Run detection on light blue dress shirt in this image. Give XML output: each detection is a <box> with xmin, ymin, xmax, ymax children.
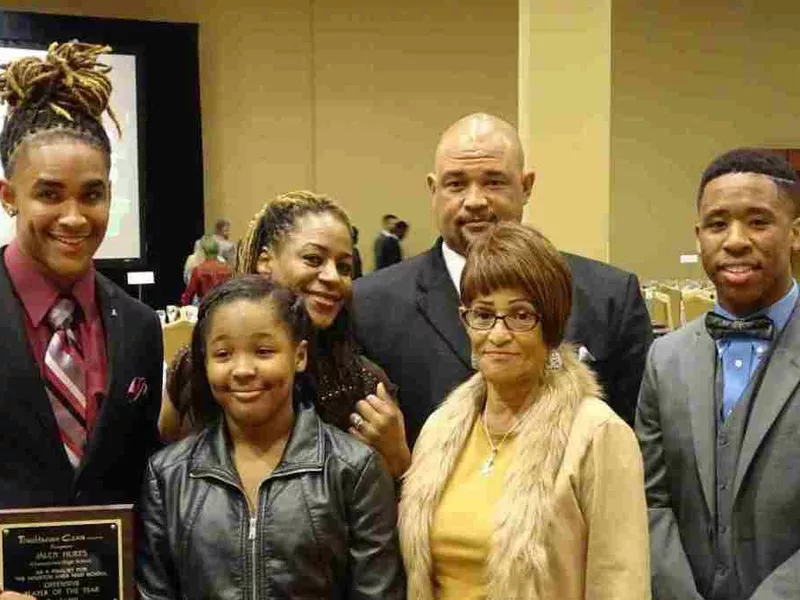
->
<box><xmin>714</xmin><ymin>281</ymin><xmax>798</xmax><ymax>420</ymax></box>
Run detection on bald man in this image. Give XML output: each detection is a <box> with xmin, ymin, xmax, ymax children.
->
<box><xmin>353</xmin><ymin>114</ymin><xmax>653</xmax><ymax>444</ymax></box>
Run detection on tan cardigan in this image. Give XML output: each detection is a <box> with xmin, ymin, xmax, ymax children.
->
<box><xmin>399</xmin><ymin>347</ymin><xmax>651</xmax><ymax>600</ymax></box>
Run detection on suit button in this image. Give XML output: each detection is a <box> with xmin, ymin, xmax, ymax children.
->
<box><xmin>720</xmin><ymin>525</ymin><xmax>728</xmax><ymax>534</ymax></box>
<box><xmin>719</xmin><ymin>434</ymin><xmax>729</xmax><ymax>447</ymax></box>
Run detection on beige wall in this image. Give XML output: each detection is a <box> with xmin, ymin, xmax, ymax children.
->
<box><xmin>0</xmin><ymin>0</ymin><xmax>517</xmax><ymax>271</ymax></box>
<box><xmin>4</xmin><ymin>1</ymin><xmax>797</xmax><ymax>281</ymax></box>
<box><xmin>610</xmin><ymin>1</ymin><xmax>800</xmax><ymax>281</ymax></box>
<box><xmin>519</xmin><ymin>0</ymin><xmax>612</xmax><ymax>262</ymax></box>
<box><xmin>313</xmin><ymin>0</ymin><xmax>517</xmax><ymax>268</ymax></box>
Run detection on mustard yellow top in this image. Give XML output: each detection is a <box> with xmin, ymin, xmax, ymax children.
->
<box><xmin>429</xmin><ymin>417</ymin><xmax>516</xmax><ymax>600</ymax></box>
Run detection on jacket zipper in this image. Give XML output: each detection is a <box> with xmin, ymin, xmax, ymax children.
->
<box><xmin>249</xmin><ymin>514</ymin><xmax>257</xmax><ymax>600</ymax></box>
<box><xmin>189</xmin><ymin>472</ymin><xmax>262</xmax><ymax>599</ymax></box>
<box><xmin>191</xmin><ymin>466</ymin><xmax>321</xmax><ymax>599</ymax></box>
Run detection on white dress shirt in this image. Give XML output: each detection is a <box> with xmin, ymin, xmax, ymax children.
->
<box><xmin>441</xmin><ymin>241</ymin><xmax>466</xmax><ymax>295</ymax></box>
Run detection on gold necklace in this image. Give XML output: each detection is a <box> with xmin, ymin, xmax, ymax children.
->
<box><xmin>479</xmin><ymin>403</ymin><xmax>527</xmax><ymax>476</ymax></box>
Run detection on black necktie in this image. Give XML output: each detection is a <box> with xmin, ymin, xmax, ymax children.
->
<box><xmin>704</xmin><ymin>312</ymin><xmax>774</xmax><ymax>341</ymax></box>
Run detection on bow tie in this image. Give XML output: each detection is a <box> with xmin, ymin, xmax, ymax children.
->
<box><xmin>705</xmin><ymin>312</ymin><xmax>774</xmax><ymax>341</ymax></box>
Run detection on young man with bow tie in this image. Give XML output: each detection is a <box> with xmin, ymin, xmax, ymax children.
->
<box><xmin>636</xmin><ymin>148</ymin><xmax>800</xmax><ymax>600</ymax></box>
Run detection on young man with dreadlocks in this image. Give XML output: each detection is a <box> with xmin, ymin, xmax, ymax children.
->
<box><xmin>0</xmin><ymin>42</ymin><xmax>163</xmax><ymax>592</ymax></box>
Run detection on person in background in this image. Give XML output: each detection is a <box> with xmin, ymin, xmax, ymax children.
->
<box><xmin>0</xmin><ymin>41</ymin><xmax>162</xmax><ymax>599</ymax></box>
<box><xmin>394</xmin><ymin>219</ymin><xmax>409</xmax><ymax>243</ymax></box>
<box><xmin>182</xmin><ymin>238</ymin><xmax>206</xmax><ymax>284</ymax></box>
<box><xmin>351</xmin><ymin>225</ymin><xmax>364</xmax><ymax>279</ymax></box>
<box><xmin>400</xmin><ymin>223</ymin><xmax>649</xmax><ymax>600</ymax></box>
<box><xmin>353</xmin><ymin>113</ymin><xmax>653</xmax><ymax>445</ymax></box>
<box><xmin>180</xmin><ymin>234</ymin><xmax>232</xmax><ymax>305</ymax></box>
<box><xmin>162</xmin><ymin>192</ymin><xmax>411</xmax><ymax>478</ymax></box>
<box><xmin>636</xmin><ymin>149</ymin><xmax>800</xmax><ymax>600</ymax></box>
<box><xmin>137</xmin><ymin>276</ymin><xmax>404</xmax><ymax>599</ymax></box>
<box><xmin>387</xmin><ymin>219</ymin><xmax>410</xmax><ymax>267</ymax></box>
<box><xmin>374</xmin><ymin>213</ymin><xmax>400</xmax><ymax>270</ymax></box>
<box><xmin>213</xmin><ymin>217</ymin><xmax>237</xmax><ymax>266</ymax></box>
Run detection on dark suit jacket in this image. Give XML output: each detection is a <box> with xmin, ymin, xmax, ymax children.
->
<box><xmin>0</xmin><ymin>248</ymin><xmax>163</xmax><ymax>509</ymax></box>
<box><xmin>374</xmin><ymin>234</ymin><xmax>402</xmax><ymax>270</ymax></box>
<box><xmin>353</xmin><ymin>239</ymin><xmax>652</xmax><ymax>444</ymax></box>
<box><xmin>636</xmin><ymin>311</ymin><xmax>800</xmax><ymax>600</ymax></box>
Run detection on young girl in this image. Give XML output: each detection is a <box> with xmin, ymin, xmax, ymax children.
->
<box><xmin>163</xmin><ymin>191</ymin><xmax>411</xmax><ymax>477</ymax></box>
<box><xmin>137</xmin><ymin>275</ymin><xmax>404</xmax><ymax>599</ymax></box>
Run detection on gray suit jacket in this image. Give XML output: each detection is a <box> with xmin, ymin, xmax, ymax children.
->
<box><xmin>636</xmin><ymin>310</ymin><xmax>800</xmax><ymax>599</ymax></box>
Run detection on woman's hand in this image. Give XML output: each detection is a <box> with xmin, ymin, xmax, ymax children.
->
<box><xmin>0</xmin><ymin>591</ymin><xmax>37</xmax><ymax>599</ymax></box>
<box><xmin>349</xmin><ymin>383</ymin><xmax>412</xmax><ymax>479</ymax></box>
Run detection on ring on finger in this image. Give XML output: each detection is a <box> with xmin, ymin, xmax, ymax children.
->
<box><xmin>351</xmin><ymin>413</ymin><xmax>366</xmax><ymax>430</ymax></box>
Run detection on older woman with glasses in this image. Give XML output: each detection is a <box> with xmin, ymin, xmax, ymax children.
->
<box><xmin>399</xmin><ymin>222</ymin><xmax>650</xmax><ymax>600</ymax></box>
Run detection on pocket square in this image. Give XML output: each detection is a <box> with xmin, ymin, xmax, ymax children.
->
<box><xmin>127</xmin><ymin>377</ymin><xmax>149</xmax><ymax>403</ymax></box>
<box><xmin>578</xmin><ymin>346</ymin><xmax>596</xmax><ymax>363</ymax></box>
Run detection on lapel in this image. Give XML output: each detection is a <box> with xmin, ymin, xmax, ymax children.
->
<box><xmin>733</xmin><ymin>303</ymin><xmax>800</xmax><ymax>502</ymax></box>
<box><xmin>79</xmin><ymin>275</ymin><xmax>126</xmax><ymax>467</ymax></box>
<box><xmin>0</xmin><ymin>250</ymin><xmax>72</xmax><ymax>472</ymax></box>
<box><xmin>561</xmin><ymin>254</ymin><xmax>582</xmax><ymax>345</ymax></box>
<box><xmin>684</xmin><ymin>322</ymin><xmax>717</xmax><ymax>517</ymax></box>
<box><xmin>414</xmin><ymin>241</ymin><xmax>471</xmax><ymax>369</ymax></box>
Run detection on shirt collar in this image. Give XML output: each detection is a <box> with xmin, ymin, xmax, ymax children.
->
<box><xmin>4</xmin><ymin>239</ymin><xmax>97</xmax><ymax>327</ymax></box>
<box><xmin>441</xmin><ymin>240</ymin><xmax>466</xmax><ymax>294</ymax></box>
<box><xmin>714</xmin><ymin>279</ymin><xmax>798</xmax><ymax>336</ymax></box>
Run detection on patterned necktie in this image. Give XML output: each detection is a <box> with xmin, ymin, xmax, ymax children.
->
<box><xmin>44</xmin><ymin>297</ymin><xmax>88</xmax><ymax>468</ymax></box>
<box><xmin>704</xmin><ymin>312</ymin><xmax>774</xmax><ymax>341</ymax></box>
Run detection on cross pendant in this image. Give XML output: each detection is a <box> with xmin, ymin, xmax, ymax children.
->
<box><xmin>480</xmin><ymin>452</ymin><xmax>497</xmax><ymax>476</ymax></box>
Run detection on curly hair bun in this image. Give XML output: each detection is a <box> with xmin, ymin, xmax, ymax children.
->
<box><xmin>0</xmin><ymin>40</ymin><xmax>121</xmax><ymax>171</ymax></box>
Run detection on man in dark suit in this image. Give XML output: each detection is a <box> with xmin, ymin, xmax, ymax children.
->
<box><xmin>636</xmin><ymin>149</ymin><xmax>800</xmax><ymax>600</ymax></box>
<box><xmin>0</xmin><ymin>246</ymin><xmax>163</xmax><ymax>509</ymax></box>
<box><xmin>374</xmin><ymin>213</ymin><xmax>402</xmax><ymax>270</ymax></box>
<box><xmin>353</xmin><ymin>113</ymin><xmax>652</xmax><ymax>444</ymax></box>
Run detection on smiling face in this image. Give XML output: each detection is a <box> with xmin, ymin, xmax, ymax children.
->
<box><xmin>205</xmin><ymin>298</ymin><xmax>308</xmax><ymax>430</ymax></box>
<box><xmin>0</xmin><ymin>140</ymin><xmax>110</xmax><ymax>287</ymax></box>
<box><xmin>427</xmin><ymin>116</ymin><xmax>534</xmax><ymax>256</ymax></box>
<box><xmin>465</xmin><ymin>287</ymin><xmax>548</xmax><ymax>387</ymax></box>
<box><xmin>696</xmin><ymin>172</ymin><xmax>800</xmax><ymax>316</ymax></box>
<box><xmin>256</xmin><ymin>212</ymin><xmax>354</xmax><ymax>329</ymax></box>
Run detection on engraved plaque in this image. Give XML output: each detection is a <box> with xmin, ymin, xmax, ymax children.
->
<box><xmin>0</xmin><ymin>505</ymin><xmax>133</xmax><ymax>600</ymax></box>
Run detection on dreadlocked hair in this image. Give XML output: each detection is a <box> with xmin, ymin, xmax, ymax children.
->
<box><xmin>236</xmin><ymin>190</ymin><xmax>381</xmax><ymax>432</ymax></box>
<box><xmin>236</xmin><ymin>190</ymin><xmax>352</xmax><ymax>275</ymax></box>
<box><xmin>0</xmin><ymin>40</ymin><xmax>121</xmax><ymax>175</ymax></box>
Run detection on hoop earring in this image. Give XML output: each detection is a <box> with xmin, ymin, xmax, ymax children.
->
<box><xmin>4</xmin><ymin>207</ymin><xmax>17</xmax><ymax>217</ymax></box>
<box><xmin>545</xmin><ymin>349</ymin><xmax>563</xmax><ymax>370</ymax></box>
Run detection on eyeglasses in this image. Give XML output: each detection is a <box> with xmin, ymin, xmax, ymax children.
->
<box><xmin>460</xmin><ymin>307</ymin><xmax>541</xmax><ymax>332</ymax></box>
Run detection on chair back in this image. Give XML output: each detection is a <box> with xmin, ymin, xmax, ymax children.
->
<box><xmin>163</xmin><ymin>319</ymin><xmax>194</xmax><ymax>365</ymax></box>
<box><xmin>657</xmin><ymin>284</ymin><xmax>683</xmax><ymax>327</ymax></box>
<box><xmin>683</xmin><ymin>291</ymin><xmax>716</xmax><ymax>323</ymax></box>
<box><xmin>647</xmin><ymin>291</ymin><xmax>676</xmax><ymax>330</ymax></box>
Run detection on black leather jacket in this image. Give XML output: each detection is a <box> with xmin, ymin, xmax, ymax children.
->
<box><xmin>136</xmin><ymin>400</ymin><xmax>405</xmax><ymax>599</ymax></box>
